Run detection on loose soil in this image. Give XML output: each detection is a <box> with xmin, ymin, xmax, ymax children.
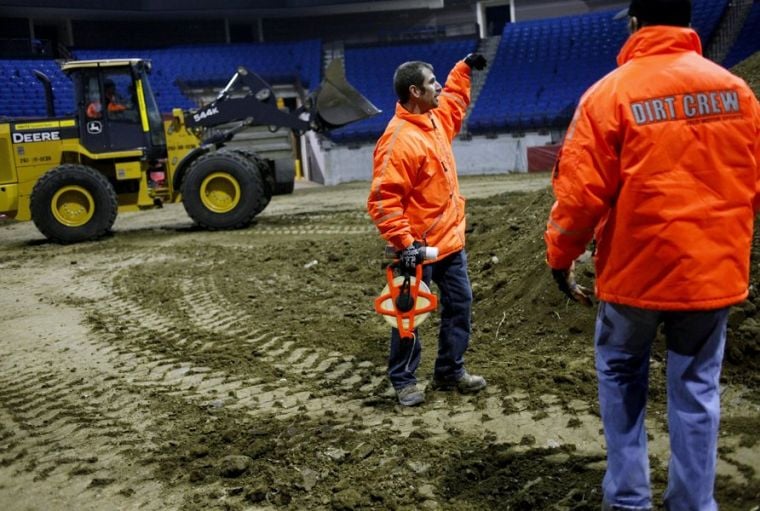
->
<box><xmin>0</xmin><ymin>172</ymin><xmax>757</xmax><ymax>511</ymax></box>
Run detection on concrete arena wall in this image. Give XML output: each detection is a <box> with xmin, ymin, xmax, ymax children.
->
<box><xmin>318</xmin><ymin>132</ymin><xmax>552</xmax><ymax>185</ymax></box>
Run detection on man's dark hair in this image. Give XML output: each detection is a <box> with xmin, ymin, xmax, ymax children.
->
<box><xmin>621</xmin><ymin>0</ymin><xmax>692</xmax><ymax>27</ymax></box>
<box><xmin>393</xmin><ymin>61</ymin><xmax>433</xmax><ymax>103</ymax></box>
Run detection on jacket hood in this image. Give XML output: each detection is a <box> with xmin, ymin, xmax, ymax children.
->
<box><xmin>394</xmin><ymin>101</ymin><xmax>435</xmax><ymax>131</ymax></box>
<box><xmin>617</xmin><ymin>25</ymin><xmax>702</xmax><ymax>66</ymax></box>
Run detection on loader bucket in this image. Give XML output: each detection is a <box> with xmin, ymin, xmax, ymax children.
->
<box><xmin>313</xmin><ymin>59</ymin><xmax>381</xmax><ymax>130</ymax></box>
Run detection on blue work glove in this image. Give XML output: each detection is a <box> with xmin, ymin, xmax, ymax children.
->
<box><xmin>551</xmin><ymin>264</ymin><xmax>593</xmax><ymax>307</ymax></box>
<box><xmin>464</xmin><ymin>53</ymin><xmax>487</xmax><ymax>70</ymax></box>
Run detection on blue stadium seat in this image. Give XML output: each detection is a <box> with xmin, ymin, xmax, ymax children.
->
<box><xmin>73</xmin><ymin>40</ymin><xmax>322</xmax><ymax>114</ymax></box>
<box><xmin>328</xmin><ymin>38</ymin><xmax>478</xmax><ymax>143</ymax></box>
<box><xmin>0</xmin><ymin>59</ymin><xmax>75</xmax><ymax>117</ymax></box>
<box><xmin>723</xmin><ymin>0</ymin><xmax>760</xmax><ymax>68</ymax></box>
<box><xmin>469</xmin><ymin>0</ymin><xmax>729</xmax><ymax>134</ymax></box>
<box><xmin>0</xmin><ymin>0</ymin><xmax>736</xmax><ymax>126</ymax></box>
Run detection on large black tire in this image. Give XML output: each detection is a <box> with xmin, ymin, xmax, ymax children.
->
<box><xmin>30</xmin><ymin>164</ymin><xmax>118</xmax><ymax>244</ymax></box>
<box><xmin>230</xmin><ymin>149</ymin><xmax>273</xmax><ymax>214</ymax></box>
<box><xmin>181</xmin><ymin>150</ymin><xmax>265</xmax><ymax>230</ymax></box>
<box><xmin>273</xmin><ymin>158</ymin><xmax>296</xmax><ymax>195</ymax></box>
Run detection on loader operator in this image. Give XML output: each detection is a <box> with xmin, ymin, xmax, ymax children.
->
<box><xmin>543</xmin><ymin>0</ymin><xmax>760</xmax><ymax>509</ymax></box>
<box><xmin>367</xmin><ymin>53</ymin><xmax>488</xmax><ymax>407</ymax></box>
<box><xmin>86</xmin><ymin>79</ymin><xmax>127</xmax><ymax>119</ymax></box>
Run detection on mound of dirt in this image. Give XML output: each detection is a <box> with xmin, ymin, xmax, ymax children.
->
<box><xmin>724</xmin><ymin>226</ymin><xmax>760</xmax><ymax>383</ymax></box>
<box><xmin>732</xmin><ymin>50</ymin><xmax>760</xmax><ymax>98</ymax></box>
<box><xmin>465</xmin><ymin>190</ymin><xmax>760</xmax><ymax>400</ymax></box>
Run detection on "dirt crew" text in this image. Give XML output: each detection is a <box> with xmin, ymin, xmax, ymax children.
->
<box><xmin>630</xmin><ymin>90</ymin><xmax>740</xmax><ymax>125</ymax></box>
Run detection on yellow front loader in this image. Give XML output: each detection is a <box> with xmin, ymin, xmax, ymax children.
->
<box><xmin>0</xmin><ymin>58</ymin><xmax>378</xmax><ymax>243</ymax></box>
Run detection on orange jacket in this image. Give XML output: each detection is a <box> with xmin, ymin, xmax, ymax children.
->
<box><xmin>545</xmin><ymin>26</ymin><xmax>760</xmax><ymax>310</ymax></box>
<box><xmin>367</xmin><ymin>60</ymin><xmax>471</xmax><ymax>261</ymax></box>
<box><xmin>86</xmin><ymin>99</ymin><xmax>126</xmax><ymax>119</ymax></box>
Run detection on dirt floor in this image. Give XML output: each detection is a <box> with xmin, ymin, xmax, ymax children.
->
<box><xmin>0</xmin><ymin>172</ymin><xmax>758</xmax><ymax>511</ymax></box>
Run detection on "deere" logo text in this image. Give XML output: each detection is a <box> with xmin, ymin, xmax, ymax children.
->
<box><xmin>12</xmin><ymin>131</ymin><xmax>61</xmax><ymax>144</ymax></box>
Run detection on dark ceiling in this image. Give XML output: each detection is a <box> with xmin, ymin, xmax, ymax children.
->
<box><xmin>0</xmin><ymin>0</ymin><xmax>445</xmax><ymax>20</ymax></box>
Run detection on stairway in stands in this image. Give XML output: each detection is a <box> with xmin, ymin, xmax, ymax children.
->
<box><xmin>462</xmin><ymin>35</ymin><xmax>501</xmax><ymax>139</ymax></box>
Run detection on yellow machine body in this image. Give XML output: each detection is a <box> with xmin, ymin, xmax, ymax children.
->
<box><xmin>0</xmin><ymin>57</ymin><xmax>377</xmax><ymax>243</ymax></box>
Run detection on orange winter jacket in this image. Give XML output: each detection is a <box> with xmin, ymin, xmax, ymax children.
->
<box><xmin>545</xmin><ymin>26</ymin><xmax>760</xmax><ymax>310</ymax></box>
<box><xmin>367</xmin><ymin>60</ymin><xmax>471</xmax><ymax>261</ymax></box>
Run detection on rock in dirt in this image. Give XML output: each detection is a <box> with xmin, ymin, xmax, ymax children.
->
<box><xmin>350</xmin><ymin>443</ymin><xmax>374</xmax><ymax>460</ymax></box>
<box><xmin>332</xmin><ymin>488</ymin><xmax>365</xmax><ymax>510</ymax></box>
<box><xmin>299</xmin><ymin>467</ymin><xmax>319</xmax><ymax>491</ymax></box>
<box><xmin>219</xmin><ymin>455</ymin><xmax>253</xmax><ymax>478</ymax></box>
<box><xmin>421</xmin><ymin>499</ymin><xmax>440</xmax><ymax>510</ymax></box>
<box><xmin>417</xmin><ymin>483</ymin><xmax>436</xmax><ymax>499</ymax></box>
<box><xmin>407</xmin><ymin>460</ymin><xmax>430</xmax><ymax>474</ymax></box>
<box><xmin>207</xmin><ymin>398</ymin><xmax>225</xmax><ymax>409</ymax></box>
<box><xmin>325</xmin><ymin>447</ymin><xmax>348</xmax><ymax>462</ymax></box>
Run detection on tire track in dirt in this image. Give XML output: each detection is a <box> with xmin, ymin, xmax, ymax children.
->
<box><xmin>86</xmin><ymin>223</ymin><xmax>760</xmax><ymax>489</ymax></box>
<box><xmin>244</xmin><ymin>225</ymin><xmax>374</xmax><ymax>236</ymax></box>
<box><xmin>0</xmin><ymin>270</ymin><xmax>186</xmax><ymax>510</ymax></box>
<box><xmin>88</xmin><ymin>273</ymin><xmax>372</xmax><ymax>419</ymax></box>
<box><xmin>154</xmin><ymin>238</ymin><xmax>756</xmax><ymax>487</ymax></box>
<box><xmin>241</xmin><ymin>210</ymin><xmax>372</xmax><ymax>237</ymax></box>
<box><xmin>88</xmin><ymin>260</ymin><xmax>612</xmax><ymax>460</ymax></box>
<box><xmin>178</xmin><ymin>276</ymin><xmax>387</xmax><ymax>394</ymax></box>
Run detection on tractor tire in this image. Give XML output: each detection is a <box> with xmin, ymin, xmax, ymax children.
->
<box><xmin>273</xmin><ymin>158</ymin><xmax>296</xmax><ymax>195</ymax></box>
<box><xmin>275</xmin><ymin>179</ymin><xmax>295</xmax><ymax>195</ymax></box>
<box><xmin>230</xmin><ymin>149</ymin><xmax>273</xmax><ymax>214</ymax></box>
<box><xmin>181</xmin><ymin>150</ymin><xmax>265</xmax><ymax>230</ymax></box>
<box><xmin>30</xmin><ymin>164</ymin><xmax>118</xmax><ymax>244</ymax></box>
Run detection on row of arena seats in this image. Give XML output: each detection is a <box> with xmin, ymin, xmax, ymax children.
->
<box><xmin>0</xmin><ymin>59</ymin><xmax>74</xmax><ymax>117</ymax></box>
<box><xmin>74</xmin><ymin>40</ymin><xmax>322</xmax><ymax>112</ymax></box>
<box><xmin>0</xmin><ymin>40</ymin><xmax>322</xmax><ymax>118</ymax></box>
<box><xmin>468</xmin><ymin>10</ymin><xmax>625</xmax><ymax>134</ymax></box>
<box><xmin>327</xmin><ymin>38</ymin><xmax>477</xmax><ymax>142</ymax></box>
<box><xmin>468</xmin><ymin>0</ymin><xmax>730</xmax><ymax>134</ymax></box>
<box><xmin>1</xmin><ymin>0</ymin><xmax>757</xmax><ymax>142</ymax></box>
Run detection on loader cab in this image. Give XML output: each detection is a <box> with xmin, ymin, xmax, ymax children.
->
<box><xmin>62</xmin><ymin>59</ymin><xmax>166</xmax><ymax>158</ymax></box>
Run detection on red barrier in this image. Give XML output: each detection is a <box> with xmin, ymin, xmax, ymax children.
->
<box><xmin>527</xmin><ymin>144</ymin><xmax>561</xmax><ymax>173</ymax></box>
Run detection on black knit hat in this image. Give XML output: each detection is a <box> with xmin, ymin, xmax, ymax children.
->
<box><xmin>614</xmin><ymin>0</ymin><xmax>692</xmax><ymax>27</ymax></box>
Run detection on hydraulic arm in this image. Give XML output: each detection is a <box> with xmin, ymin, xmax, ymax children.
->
<box><xmin>183</xmin><ymin>59</ymin><xmax>379</xmax><ymax>136</ymax></box>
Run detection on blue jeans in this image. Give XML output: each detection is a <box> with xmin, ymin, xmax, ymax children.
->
<box><xmin>595</xmin><ymin>301</ymin><xmax>728</xmax><ymax>511</ymax></box>
<box><xmin>388</xmin><ymin>250</ymin><xmax>472</xmax><ymax>390</ymax></box>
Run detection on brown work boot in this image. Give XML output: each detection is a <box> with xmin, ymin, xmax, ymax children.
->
<box><xmin>431</xmin><ymin>370</ymin><xmax>487</xmax><ymax>394</ymax></box>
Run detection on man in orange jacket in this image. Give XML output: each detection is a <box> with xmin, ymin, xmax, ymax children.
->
<box><xmin>86</xmin><ymin>79</ymin><xmax>127</xmax><ymax>119</ymax></box>
<box><xmin>544</xmin><ymin>0</ymin><xmax>760</xmax><ymax>509</ymax></box>
<box><xmin>367</xmin><ymin>53</ymin><xmax>488</xmax><ymax>407</ymax></box>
